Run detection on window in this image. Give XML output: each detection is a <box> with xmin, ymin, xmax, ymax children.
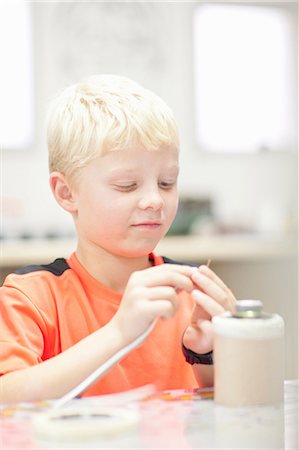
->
<box><xmin>0</xmin><ymin>2</ymin><xmax>34</xmax><ymax>150</ymax></box>
<box><xmin>193</xmin><ymin>4</ymin><xmax>296</xmax><ymax>153</ymax></box>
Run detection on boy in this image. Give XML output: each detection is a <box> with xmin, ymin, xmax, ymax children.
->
<box><xmin>0</xmin><ymin>75</ymin><xmax>236</xmax><ymax>403</ymax></box>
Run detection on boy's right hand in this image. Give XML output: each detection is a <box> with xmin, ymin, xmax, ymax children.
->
<box><xmin>111</xmin><ymin>264</ymin><xmax>197</xmax><ymax>345</ymax></box>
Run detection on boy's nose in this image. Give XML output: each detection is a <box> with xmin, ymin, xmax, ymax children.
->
<box><xmin>138</xmin><ymin>189</ymin><xmax>164</xmax><ymax>211</ymax></box>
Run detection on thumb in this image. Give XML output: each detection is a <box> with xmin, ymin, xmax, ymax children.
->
<box><xmin>183</xmin><ymin>320</ymin><xmax>214</xmax><ymax>354</ymax></box>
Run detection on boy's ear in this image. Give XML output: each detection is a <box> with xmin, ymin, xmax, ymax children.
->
<box><xmin>49</xmin><ymin>172</ymin><xmax>77</xmax><ymax>213</ymax></box>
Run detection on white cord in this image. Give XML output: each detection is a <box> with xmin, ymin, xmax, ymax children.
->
<box><xmin>53</xmin><ymin>319</ymin><xmax>157</xmax><ymax>409</ymax></box>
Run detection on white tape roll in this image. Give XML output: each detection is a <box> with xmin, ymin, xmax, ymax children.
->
<box><xmin>32</xmin><ymin>406</ymin><xmax>139</xmax><ymax>441</ymax></box>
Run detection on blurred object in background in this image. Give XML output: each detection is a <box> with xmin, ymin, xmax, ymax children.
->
<box><xmin>0</xmin><ymin>197</ymin><xmax>24</xmax><ymax>240</ymax></box>
<box><xmin>256</xmin><ymin>202</ymin><xmax>297</xmax><ymax>238</ymax></box>
<box><xmin>167</xmin><ymin>196</ymin><xmax>256</xmax><ymax>237</ymax></box>
<box><xmin>168</xmin><ymin>195</ymin><xmax>297</xmax><ymax>238</ymax></box>
<box><xmin>1</xmin><ymin>196</ymin><xmax>75</xmax><ymax>241</ymax></box>
<box><xmin>167</xmin><ymin>197</ymin><xmax>214</xmax><ymax>236</ymax></box>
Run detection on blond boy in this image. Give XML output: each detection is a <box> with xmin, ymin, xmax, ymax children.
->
<box><xmin>0</xmin><ymin>75</ymin><xmax>236</xmax><ymax>403</ymax></box>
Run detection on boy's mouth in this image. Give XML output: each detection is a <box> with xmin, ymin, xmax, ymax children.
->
<box><xmin>131</xmin><ymin>221</ymin><xmax>162</xmax><ymax>229</ymax></box>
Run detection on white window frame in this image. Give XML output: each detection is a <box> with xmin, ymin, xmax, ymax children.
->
<box><xmin>0</xmin><ymin>2</ymin><xmax>34</xmax><ymax>151</ymax></box>
<box><xmin>193</xmin><ymin>3</ymin><xmax>296</xmax><ymax>154</ymax></box>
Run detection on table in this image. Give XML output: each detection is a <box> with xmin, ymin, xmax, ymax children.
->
<box><xmin>0</xmin><ymin>381</ymin><xmax>297</xmax><ymax>449</ymax></box>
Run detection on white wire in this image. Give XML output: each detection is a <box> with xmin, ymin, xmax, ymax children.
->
<box><xmin>53</xmin><ymin>320</ymin><xmax>157</xmax><ymax>409</ymax></box>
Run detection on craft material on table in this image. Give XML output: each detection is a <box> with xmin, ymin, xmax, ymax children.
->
<box><xmin>213</xmin><ymin>299</ymin><xmax>285</xmax><ymax>406</ymax></box>
<box><xmin>1</xmin><ymin>383</ymin><xmax>297</xmax><ymax>449</ymax></box>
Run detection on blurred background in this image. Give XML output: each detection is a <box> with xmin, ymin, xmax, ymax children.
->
<box><xmin>0</xmin><ymin>1</ymin><xmax>298</xmax><ymax>378</ymax></box>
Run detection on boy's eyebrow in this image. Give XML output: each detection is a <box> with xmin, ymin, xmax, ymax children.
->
<box><xmin>107</xmin><ymin>168</ymin><xmax>140</xmax><ymax>178</ymax></box>
<box><xmin>109</xmin><ymin>164</ymin><xmax>179</xmax><ymax>176</ymax></box>
<box><xmin>109</xmin><ymin>168</ymin><xmax>136</xmax><ymax>174</ymax></box>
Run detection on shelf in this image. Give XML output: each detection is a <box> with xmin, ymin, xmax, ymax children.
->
<box><xmin>0</xmin><ymin>234</ymin><xmax>296</xmax><ymax>268</ymax></box>
<box><xmin>156</xmin><ymin>234</ymin><xmax>296</xmax><ymax>262</ymax></box>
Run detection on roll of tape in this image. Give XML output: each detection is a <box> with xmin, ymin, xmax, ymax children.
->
<box><xmin>32</xmin><ymin>406</ymin><xmax>139</xmax><ymax>441</ymax></box>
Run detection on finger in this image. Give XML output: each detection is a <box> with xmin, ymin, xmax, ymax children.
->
<box><xmin>143</xmin><ymin>299</ymin><xmax>178</xmax><ymax>320</ymax></box>
<box><xmin>190</xmin><ymin>303</ymin><xmax>211</xmax><ymax>325</ymax></box>
<box><xmin>191</xmin><ymin>289</ymin><xmax>224</xmax><ymax>317</ymax></box>
<box><xmin>191</xmin><ymin>271</ymin><xmax>236</xmax><ymax>311</ymax></box>
<box><xmin>183</xmin><ymin>320</ymin><xmax>214</xmax><ymax>354</ymax></box>
<box><xmin>134</xmin><ymin>268</ymin><xmax>195</xmax><ymax>292</ymax></box>
<box><xmin>147</xmin><ymin>286</ymin><xmax>179</xmax><ymax>312</ymax></box>
<box><xmin>198</xmin><ymin>265</ymin><xmax>231</xmax><ymax>293</ymax></box>
<box><xmin>147</xmin><ymin>286</ymin><xmax>177</xmax><ymax>301</ymax></box>
<box><xmin>191</xmin><ymin>271</ymin><xmax>228</xmax><ymax>305</ymax></box>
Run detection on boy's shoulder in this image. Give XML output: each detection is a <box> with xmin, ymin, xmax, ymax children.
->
<box><xmin>13</xmin><ymin>258</ymin><xmax>70</xmax><ymax>277</ymax></box>
<box><xmin>1</xmin><ymin>257</ymin><xmax>81</xmax><ymax>315</ymax></box>
<box><xmin>2</xmin><ymin>258</ymin><xmax>72</xmax><ymax>294</ymax></box>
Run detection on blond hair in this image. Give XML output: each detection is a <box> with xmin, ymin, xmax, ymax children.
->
<box><xmin>47</xmin><ymin>75</ymin><xmax>179</xmax><ymax>181</ymax></box>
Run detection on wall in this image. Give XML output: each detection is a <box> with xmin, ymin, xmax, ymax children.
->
<box><xmin>2</xmin><ymin>2</ymin><xmax>297</xmax><ymax>238</ymax></box>
<box><xmin>1</xmin><ymin>2</ymin><xmax>298</xmax><ymax>377</ymax></box>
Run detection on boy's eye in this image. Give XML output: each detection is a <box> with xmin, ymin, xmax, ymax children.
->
<box><xmin>113</xmin><ymin>183</ymin><xmax>137</xmax><ymax>192</ymax></box>
<box><xmin>159</xmin><ymin>181</ymin><xmax>176</xmax><ymax>190</ymax></box>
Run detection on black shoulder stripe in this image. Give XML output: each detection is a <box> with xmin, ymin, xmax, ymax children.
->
<box><xmin>14</xmin><ymin>258</ymin><xmax>70</xmax><ymax>276</ymax></box>
<box><xmin>162</xmin><ymin>256</ymin><xmax>197</xmax><ymax>267</ymax></box>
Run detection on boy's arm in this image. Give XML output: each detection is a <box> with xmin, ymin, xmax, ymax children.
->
<box><xmin>0</xmin><ymin>319</ymin><xmax>126</xmax><ymax>403</ymax></box>
<box><xmin>182</xmin><ymin>322</ymin><xmax>214</xmax><ymax>387</ymax></box>
<box><xmin>193</xmin><ymin>364</ymin><xmax>214</xmax><ymax>388</ymax></box>
<box><xmin>1</xmin><ymin>264</ymin><xmax>197</xmax><ymax>404</ymax></box>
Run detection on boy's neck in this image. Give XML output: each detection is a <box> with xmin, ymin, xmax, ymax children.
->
<box><xmin>75</xmin><ymin>242</ymin><xmax>153</xmax><ymax>293</ymax></box>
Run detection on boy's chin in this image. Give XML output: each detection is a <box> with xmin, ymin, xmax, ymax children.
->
<box><xmin>114</xmin><ymin>246</ymin><xmax>156</xmax><ymax>259</ymax></box>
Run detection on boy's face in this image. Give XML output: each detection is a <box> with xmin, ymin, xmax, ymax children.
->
<box><xmin>72</xmin><ymin>145</ymin><xmax>179</xmax><ymax>258</ymax></box>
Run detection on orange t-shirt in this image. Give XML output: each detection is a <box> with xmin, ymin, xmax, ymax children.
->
<box><xmin>0</xmin><ymin>252</ymin><xmax>199</xmax><ymax>395</ymax></box>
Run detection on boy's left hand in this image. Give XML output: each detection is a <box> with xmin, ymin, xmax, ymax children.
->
<box><xmin>183</xmin><ymin>265</ymin><xmax>237</xmax><ymax>355</ymax></box>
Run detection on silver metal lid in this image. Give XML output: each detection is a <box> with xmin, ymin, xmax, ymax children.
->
<box><xmin>234</xmin><ymin>299</ymin><xmax>263</xmax><ymax>318</ymax></box>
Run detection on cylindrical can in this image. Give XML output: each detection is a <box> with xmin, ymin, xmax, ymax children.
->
<box><xmin>212</xmin><ymin>300</ymin><xmax>285</xmax><ymax>406</ymax></box>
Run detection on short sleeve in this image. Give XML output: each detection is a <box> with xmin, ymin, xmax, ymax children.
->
<box><xmin>0</xmin><ymin>284</ymin><xmax>47</xmax><ymax>375</ymax></box>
